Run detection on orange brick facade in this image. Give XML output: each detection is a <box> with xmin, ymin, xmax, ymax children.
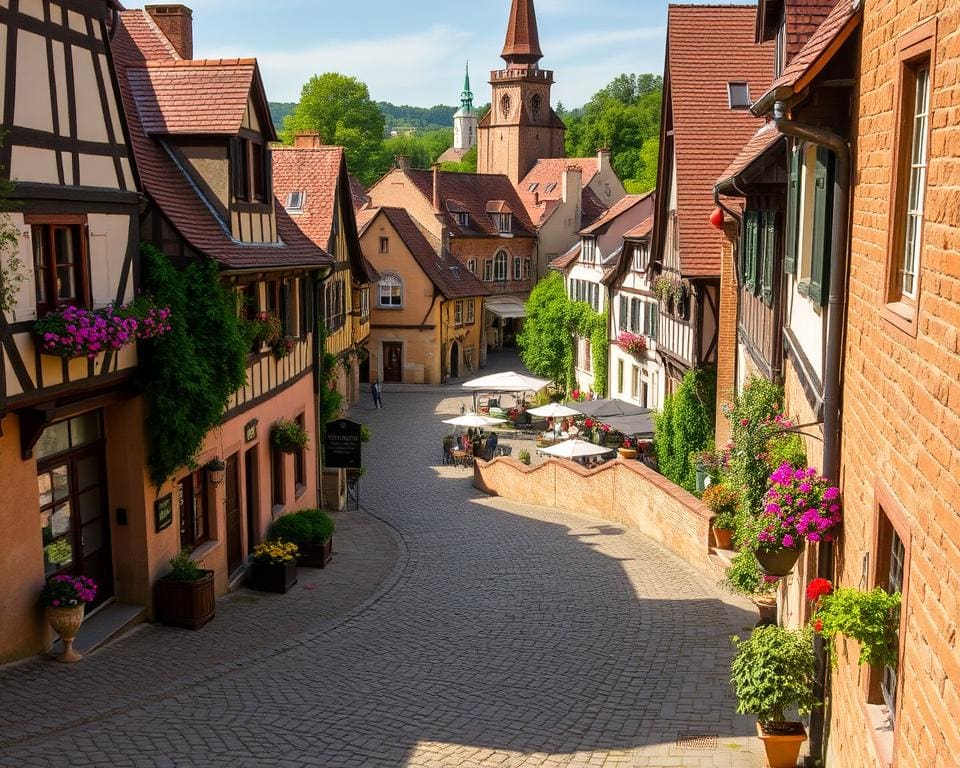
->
<box><xmin>715</xmin><ymin>221</ymin><xmax>739</xmax><ymax>446</ymax></box>
<box><xmin>450</xmin><ymin>236</ymin><xmax>536</xmax><ymax>298</ymax></box>
<box><xmin>829</xmin><ymin>2</ymin><xmax>960</xmax><ymax>767</ymax></box>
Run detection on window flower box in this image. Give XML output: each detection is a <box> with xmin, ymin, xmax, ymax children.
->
<box><xmin>33</xmin><ymin>300</ymin><xmax>172</xmax><ymax>360</ymax></box>
<box><xmin>617</xmin><ymin>331</ymin><xmax>648</xmax><ymax>357</ymax></box>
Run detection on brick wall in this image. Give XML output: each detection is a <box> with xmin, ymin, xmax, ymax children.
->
<box><xmin>450</xmin><ymin>236</ymin><xmax>536</xmax><ymax>298</ymax></box>
<box><xmin>715</xmin><ymin>222</ymin><xmax>739</xmax><ymax>446</ymax></box>
<box><xmin>474</xmin><ymin>457</ymin><xmax>715</xmax><ymax>576</ymax></box>
<box><xmin>828</xmin><ymin>2</ymin><xmax>960</xmax><ymax>767</ymax></box>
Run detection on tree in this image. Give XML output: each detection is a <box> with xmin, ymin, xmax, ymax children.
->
<box><xmin>439</xmin><ymin>145</ymin><xmax>477</xmax><ymax>174</ymax></box>
<box><xmin>518</xmin><ymin>272</ymin><xmax>576</xmax><ymax>390</ymax></box>
<box><xmin>283</xmin><ymin>74</ymin><xmax>386</xmax><ymax>185</ymax></box>
<box><xmin>654</xmin><ymin>367</ymin><xmax>716</xmax><ymax>492</ymax></box>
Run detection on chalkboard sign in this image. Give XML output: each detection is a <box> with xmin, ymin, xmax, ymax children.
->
<box><xmin>324</xmin><ymin>418</ymin><xmax>362</xmax><ymax>469</ymax></box>
<box><xmin>155</xmin><ymin>493</ymin><xmax>173</xmax><ymax>533</ymax></box>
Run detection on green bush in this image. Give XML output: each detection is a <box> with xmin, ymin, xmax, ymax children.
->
<box><xmin>518</xmin><ymin>450</ymin><xmax>531</xmax><ymax>465</ymax></box>
<box><xmin>271</xmin><ymin>419</ymin><xmax>310</xmax><ymax>454</ymax></box>
<box><xmin>814</xmin><ymin>587</ymin><xmax>901</xmax><ymax>668</ymax></box>
<box><xmin>360</xmin><ymin>425</ymin><xmax>372</xmax><ymax>443</ymax></box>
<box><xmin>654</xmin><ymin>367</ymin><xmax>716</xmax><ymax>492</ymax></box>
<box><xmin>269</xmin><ymin>509</ymin><xmax>335</xmax><ymax>546</ymax></box>
<box><xmin>167</xmin><ymin>549</ymin><xmax>203</xmax><ymax>582</ymax></box>
<box><xmin>766</xmin><ymin>432</ymin><xmax>807</xmax><ymax>470</ymax></box>
<box><xmin>724</xmin><ymin>377</ymin><xmax>784</xmax><ymax>516</ymax></box>
<box><xmin>722</xmin><ymin>551</ymin><xmax>775</xmax><ymax>597</ymax></box>
<box><xmin>731</xmin><ymin>625</ymin><xmax>816</xmax><ymax>727</ymax></box>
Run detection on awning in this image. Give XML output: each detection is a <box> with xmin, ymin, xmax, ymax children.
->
<box><xmin>484</xmin><ymin>297</ymin><xmax>527</xmax><ymax>319</ymax></box>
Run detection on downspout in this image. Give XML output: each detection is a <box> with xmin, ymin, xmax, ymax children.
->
<box><xmin>314</xmin><ymin>266</ymin><xmax>333</xmax><ymax>509</ymax></box>
<box><xmin>714</xmin><ymin>188</ymin><xmax>744</xmax><ymax>400</ymax></box>
<box><xmin>772</xmin><ymin>101</ymin><xmax>851</xmax><ymax>768</ymax></box>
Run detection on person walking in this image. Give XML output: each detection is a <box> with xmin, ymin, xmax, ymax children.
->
<box><xmin>371</xmin><ymin>378</ymin><xmax>383</xmax><ymax>409</ymax></box>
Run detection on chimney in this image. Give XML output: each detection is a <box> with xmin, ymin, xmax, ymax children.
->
<box><xmin>396</xmin><ymin>155</ymin><xmax>411</xmax><ymax>171</ymax></box>
<box><xmin>432</xmin><ymin>163</ymin><xmax>441</xmax><ymax>212</ymax></box>
<box><xmin>562</xmin><ymin>165</ymin><xmax>582</xmax><ymax>207</ymax></box>
<box><xmin>145</xmin><ymin>5</ymin><xmax>193</xmax><ymax>60</ymax></box>
<box><xmin>294</xmin><ymin>132</ymin><xmax>322</xmax><ymax>149</ymax></box>
<box><xmin>597</xmin><ymin>147</ymin><xmax>611</xmax><ymax>173</ymax></box>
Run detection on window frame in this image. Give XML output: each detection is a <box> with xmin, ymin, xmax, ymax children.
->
<box><xmin>513</xmin><ymin>256</ymin><xmax>522</xmax><ymax>281</ymax></box>
<box><xmin>293</xmin><ymin>413</ymin><xmax>307</xmax><ymax>498</ymax></box>
<box><xmin>882</xmin><ymin>19</ymin><xmax>936</xmax><ymax>337</ymax></box>
<box><xmin>727</xmin><ymin>81</ymin><xmax>751</xmax><ymax>110</ymax></box>
<box><xmin>379</xmin><ymin>236</ymin><xmax>389</xmax><ymax>254</ymax></box>
<box><xmin>178</xmin><ymin>470</ymin><xmax>210</xmax><ymax>552</ymax></box>
<box><xmin>466</xmin><ymin>300</ymin><xmax>475</xmax><ymax>325</ymax></box>
<box><xmin>493</xmin><ymin>251</ymin><xmax>508</xmax><ymax>283</ymax></box>
<box><xmin>454</xmin><ymin>300</ymin><xmax>464</xmax><ymax>326</ymax></box>
<box><xmin>271</xmin><ymin>444</ymin><xmax>285</xmax><ymax>512</ymax></box>
<box><xmin>27</xmin><ymin>216</ymin><xmax>91</xmax><ymax>315</ymax></box>
<box><xmin>378</xmin><ymin>274</ymin><xmax>403</xmax><ymax>308</ymax></box>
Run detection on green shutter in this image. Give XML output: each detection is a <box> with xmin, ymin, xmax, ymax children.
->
<box><xmin>619</xmin><ymin>295</ymin><xmax>628</xmax><ymax>332</ymax></box>
<box><xmin>761</xmin><ymin>211</ymin><xmax>776</xmax><ymax>306</ymax></box>
<box><xmin>743</xmin><ymin>211</ymin><xmax>759</xmax><ymax>293</ymax></box>
<box><xmin>784</xmin><ymin>148</ymin><xmax>801</xmax><ymax>274</ymax></box>
<box><xmin>809</xmin><ymin>148</ymin><xmax>835</xmax><ymax>305</ymax></box>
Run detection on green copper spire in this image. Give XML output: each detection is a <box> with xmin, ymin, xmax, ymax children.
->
<box><xmin>460</xmin><ymin>61</ymin><xmax>474</xmax><ymax>114</ymax></box>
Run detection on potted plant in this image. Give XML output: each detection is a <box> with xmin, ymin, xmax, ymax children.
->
<box><xmin>618</xmin><ymin>437</ymin><xmax>638</xmax><ymax>461</ymax></box>
<box><xmin>271</xmin><ymin>335</ymin><xmax>297</xmax><ymax>359</ymax></box>
<box><xmin>518</xmin><ymin>449</ymin><xmax>531</xmax><ymax>465</ymax></box>
<box><xmin>271</xmin><ymin>419</ymin><xmax>309</xmax><ymax>455</ymax></box>
<box><xmin>702</xmin><ymin>483</ymin><xmax>739</xmax><ymax>549</ymax></box>
<box><xmin>730</xmin><ymin>625</ymin><xmax>816</xmax><ymax>768</ymax></box>
<box><xmin>617</xmin><ymin>331</ymin><xmax>648</xmax><ymax>358</ymax></box>
<box><xmin>722</xmin><ymin>551</ymin><xmax>779</xmax><ymax>623</ymax></box>
<box><xmin>248</xmin><ymin>310</ymin><xmax>282</xmax><ymax>347</ymax></box>
<box><xmin>205</xmin><ymin>457</ymin><xmax>226</xmax><ymax>487</ymax></box>
<box><xmin>755</xmin><ymin>463</ymin><xmax>842</xmax><ymax>576</ymax></box>
<box><xmin>39</xmin><ymin>574</ymin><xmax>97</xmax><ymax>663</ymax></box>
<box><xmin>248</xmin><ymin>540</ymin><xmax>299</xmax><ymax>593</ymax></box>
<box><xmin>806</xmin><ymin>578</ymin><xmax>901</xmax><ymax>667</ymax></box>
<box><xmin>269</xmin><ymin>509</ymin><xmax>336</xmax><ymax>569</ymax></box>
<box><xmin>155</xmin><ymin>549</ymin><xmax>216</xmax><ymax>630</ymax></box>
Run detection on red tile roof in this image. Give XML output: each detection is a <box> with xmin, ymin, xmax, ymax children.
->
<box><xmin>549</xmin><ymin>242</ymin><xmax>581</xmax><ymax>271</ymax></box>
<box><xmin>716</xmin><ymin>123</ymin><xmax>785</xmax><ymax>187</ymax></box>
<box><xmin>518</xmin><ymin>157</ymin><xmax>601</xmax><ymax>225</ymax></box>
<box><xmin>127</xmin><ymin>60</ymin><xmax>256</xmax><ymax>135</ymax></box>
<box><xmin>624</xmin><ymin>216</ymin><xmax>654</xmax><ymax>241</ymax></box>
<box><xmin>580</xmin><ymin>193</ymin><xmax>651</xmax><ymax>236</ymax></box>
<box><xmin>501</xmin><ymin>0</ymin><xmax>543</xmax><ymax>65</ymax></box>
<box><xmin>348</xmin><ymin>174</ymin><xmax>369</xmax><ymax>211</ymax></box>
<box><xmin>112</xmin><ymin>10</ymin><xmax>331</xmax><ymax>271</ymax></box>
<box><xmin>403</xmin><ymin>169</ymin><xmax>537</xmax><ymax>237</ymax></box>
<box><xmin>753</xmin><ymin>0</ymin><xmax>861</xmax><ymax>114</ymax></box>
<box><xmin>367</xmin><ymin>208</ymin><xmax>489</xmax><ymax>301</ymax></box>
<box><xmin>785</xmin><ymin>0</ymin><xmax>838</xmax><ymax>61</ymax></box>
<box><xmin>664</xmin><ymin>4</ymin><xmax>774</xmax><ymax>277</ymax></box>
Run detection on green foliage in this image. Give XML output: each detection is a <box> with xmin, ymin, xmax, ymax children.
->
<box><xmin>271</xmin><ymin>418</ymin><xmax>310</xmax><ymax>454</ymax></box>
<box><xmin>269</xmin><ymin>102</ymin><xmax>297</xmax><ymax>131</ymax></box>
<box><xmin>767</xmin><ymin>432</ymin><xmax>807</xmax><ymax>470</ymax></box>
<box><xmin>654</xmin><ymin>368</ymin><xmax>716</xmax><ymax>492</ymax></box>
<box><xmin>724</xmin><ymin>377</ymin><xmax>785</xmax><ymax>516</ymax></box>
<box><xmin>518</xmin><ymin>272</ymin><xmax>576</xmax><ymax>391</ymax></box>
<box><xmin>268</xmin><ymin>508</ymin><xmax>335</xmax><ymax>547</ymax></box>
<box><xmin>0</xmin><ymin>143</ymin><xmax>24</xmax><ymax>314</ymax></box>
<box><xmin>141</xmin><ymin>245</ymin><xmax>249</xmax><ymax>487</ymax></box>
<box><xmin>564</xmin><ymin>73</ymin><xmax>662</xmax><ymax>193</ymax></box>
<box><xmin>730</xmin><ymin>625</ymin><xmax>817</xmax><ymax>726</ymax></box>
<box><xmin>167</xmin><ymin>549</ymin><xmax>203</xmax><ymax>582</ymax></box>
<box><xmin>439</xmin><ymin>145</ymin><xmax>478</xmax><ymax>174</ymax></box>
<box><xmin>282</xmin><ymin>74</ymin><xmax>386</xmax><ymax>185</ymax></box>
<box><xmin>723</xmin><ymin>550</ymin><xmax>776</xmax><ymax>598</ymax></box>
<box><xmin>814</xmin><ymin>587</ymin><xmax>901</xmax><ymax>668</ymax></box>
<box><xmin>702</xmin><ymin>483</ymin><xmax>740</xmax><ymax>530</ymax></box>
<box><xmin>518</xmin><ymin>450</ymin><xmax>531</xmax><ymax>466</ymax></box>
<box><xmin>377</xmin><ymin>129</ymin><xmax>454</xmax><ymax>175</ymax></box>
<box><xmin>377</xmin><ymin>102</ymin><xmax>457</xmax><ymax>133</ymax></box>
<box><xmin>360</xmin><ymin>425</ymin><xmax>372</xmax><ymax>443</ymax></box>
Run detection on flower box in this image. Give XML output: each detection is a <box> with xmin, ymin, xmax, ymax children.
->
<box><xmin>155</xmin><ymin>570</ymin><xmax>216</xmax><ymax>629</ymax></box>
<box><xmin>298</xmin><ymin>537</ymin><xmax>333</xmax><ymax>569</ymax></box>
<box><xmin>248</xmin><ymin>559</ymin><xmax>298</xmax><ymax>594</ymax></box>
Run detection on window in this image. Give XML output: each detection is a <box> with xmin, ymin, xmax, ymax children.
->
<box><xmin>632</xmin><ymin>243</ymin><xmax>649</xmax><ymax>272</ymax></box>
<box><xmin>294</xmin><ymin>414</ymin><xmax>306</xmax><ymax>497</ymax></box>
<box><xmin>645</xmin><ymin>302</ymin><xmax>659</xmax><ymax>341</ymax></box>
<box><xmin>523</xmin><ymin>258</ymin><xmax>531</xmax><ymax>281</ymax></box>
<box><xmin>728</xmin><ymin>82</ymin><xmax>751</xmax><ymax>109</ymax></box>
<box><xmin>513</xmin><ymin>257</ymin><xmax>522</xmax><ymax>281</ymax></box>
<box><xmin>324</xmin><ymin>278</ymin><xmax>346</xmax><ymax>328</ymax></box>
<box><xmin>285</xmin><ymin>190</ymin><xmax>305</xmax><ymax>213</ymax></box>
<box><xmin>271</xmin><ymin>446</ymin><xmax>285</xmax><ymax>510</ymax></box>
<box><xmin>493</xmin><ymin>212</ymin><xmax>512</xmax><ymax>234</ymax></box>
<box><xmin>742</xmin><ymin>209</ymin><xmax>778</xmax><ymax>304</ymax></box>
<box><xmin>617</xmin><ymin>359</ymin><xmax>624</xmax><ymax>395</ymax></box>
<box><xmin>619</xmin><ymin>295</ymin><xmax>628</xmax><ymax>333</ymax></box>
<box><xmin>359</xmin><ymin>286</ymin><xmax>370</xmax><ymax>320</ymax></box>
<box><xmin>630</xmin><ymin>298</ymin><xmax>641</xmax><ymax>333</ymax></box>
<box><xmin>527</xmin><ymin>182</ymin><xmax>539</xmax><ymax>193</ymax></box>
<box><xmin>456</xmin><ymin>212</ymin><xmax>469</xmax><ymax>228</ymax></box>
<box><xmin>806</xmin><ymin>148</ymin><xmax>835</xmax><ymax>305</ymax></box>
<box><xmin>455</xmin><ymin>300</ymin><xmax>464</xmax><ymax>326</ymax></box>
<box><xmin>641</xmin><ymin>379</ymin><xmax>649</xmax><ymax>408</ymax></box>
<box><xmin>379</xmin><ymin>274</ymin><xmax>402</xmax><ymax>307</ymax></box>
<box><xmin>178</xmin><ymin>471</ymin><xmax>209</xmax><ymax>551</ymax></box>
<box><xmin>466</xmin><ymin>300</ymin><xmax>475</xmax><ymax>324</ymax></box>
<box><xmin>483</xmin><ymin>260</ymin><xmax>493</xmax><ymax>282</ymax></box>
<box><xmin>493</xmin><ymin>251</ymin><xmax>508</xmax><ymax>282</ymax></box>
<box><xmin>379</xmin><ymin>236</ymin><xmax>389</xmax><ymax>254</ymax></box>
<box><xmin>631</xmin><ymin>366</ymin><xmax>640</xmax><ymax>400</ymax></box>
<box><xmin>30</xmin><ymin>219</ymin><xmax>88</xmax><ymax>313</ymax></box>
<box><xmin>467</xmin><ymin>259</ymin><xmax>477</xmax><ymax>275</ymax></box>
<box><xmin>233</xmin><ymin>138</ymin><xmax>270</xmax><ymax>203</ymax></box>
<box><xmin>284</xmin><ymin>278</ymin><xmax>301</xmax><ymax>337</ymax></box>
<box><xmin>774</xmin><ymin>19</ymin><xmax>787</xmax><ymax>79</ymax></box>
<box><xmin>581</xmin><ymin>239</ymin><xmax>596</xmax><ymax>263</ymax></box>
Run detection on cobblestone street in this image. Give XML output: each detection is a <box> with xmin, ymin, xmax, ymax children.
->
<box><xmin>0</xmin><ymin>367</ymin><xmax>763</xmax><ymax>767</ymax></box>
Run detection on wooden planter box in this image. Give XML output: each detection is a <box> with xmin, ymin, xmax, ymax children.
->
<box><xmin>298</xmin><ymin>537</ymin><xmax>333</xmax><ymax>569</ymax></box>
<box><xmin>155</xmin><ymin>570</ymin><xmax>216</xmax><ymax>630</ymax></box>
<box><xmin>248</xmin><ymin>559</ymin><xmax>298</xmax><ymax>593</ymax></box>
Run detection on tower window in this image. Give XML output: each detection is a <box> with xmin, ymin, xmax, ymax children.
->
<box><xmin>531</xmin><ymin>94</ymin><xmax>542</xmax><ymax>121</ymax></box>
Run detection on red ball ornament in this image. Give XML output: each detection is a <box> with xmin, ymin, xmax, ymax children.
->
<box><xmin>710</xmin><ymin>207</ymin><xmax>725</xmax><ymax>229</ymax></box>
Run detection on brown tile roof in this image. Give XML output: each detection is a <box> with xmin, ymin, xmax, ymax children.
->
<box><xmin>501</xmin><ymin>0</ymin><xmax>543</xmax><ymax>65</ymax></box>
<box><xmin>665</xmin><ymin>4</ymin><xmax>774</xmax><ymax>277</ymax></box>
<box><xmin>785</xmin><ymin>0</ymin><xmax>838</xmax><ymax>60</ymax></box>
<box><xmin>127</xmin><ymin>60</ymin><xmax>257</xmax><ymax>135</ymax></box>
<box><xmin>624</xmin><ymin>216</ymin><xmax>654</xmax><ymax>241</ymax></box>
<box><xmin>716</xmin><ymin>123</ymin><xmax>785</xmax><ymax>187</ymax></box>
<box><xmin>403</xmin><ymin>169</ymin><xmax>537</xmax><ymax>237</ymax></box>
<box><xmin>752</xmin><ymin>0</ymin><xmax>861</xmax><ymax>115</ymax></box>
<box><xmin>113</xmin><ymin>10</ymin><xmax>331</xmax><ymax>271</ymax></box>
<box><xmin>580</xmin><ymin>193</ymin><xmax>651</xmax><ymax>236</ymax></box>
<box><xmin>348</xmin><ymin>174</ymin><xmax>369</xmax><ymax>211</ymax></box>
<box><xmin>371</xmin><ymin>208</ymin><xmax>490</xmax><ymax>300</ymax></box>
<box><xmin>518</xmin><ymin>157</ymin><xmax>600</xmax><ymax>225</ymax></box>
<box><xmin>549</xmin><ymin>242</ymin><xmax>581</xmax><ymax>271</ymax></box>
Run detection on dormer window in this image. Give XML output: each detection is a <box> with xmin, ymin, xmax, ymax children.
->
<box><xmin>456</xmin><ymin>212</ymin><xmax>469</xmax><ymax>228</ymax></box>
<box><xmin>528</xmin><ymin>182</ymin><xmax>539</xmax><ymax>192</ymax></box>
<box><xmin>632</xmin><ymin>243</ymin><xmax>649</xmax><ymax>272</ymax></box>
<box><xmin>285</xmin><ymin>191</ymin><xmax>305</xmax><ymax>213</ymax></box>
<box><xmin>581</xmin><ymin>238</ymin><xmax>597</xmax><ymax>264</ymax></box>
<box><xmin>544</xmin><ymin>182</ymin><xmax>557</xmax><ymax>194</ymax></box>
<box><xmin>233</xmin><ymin>138</ymin><xmax>271</xmax><ymax>204</ymax></box>
<box><xmin>728</xmin><ymin>82</ymin><xmax>751</xmax><ymax>110</ymax></box>
<box><xmin>493</xmin><ymin>213</ymin><xmax>512</xmax><ymax>234</ymax></box>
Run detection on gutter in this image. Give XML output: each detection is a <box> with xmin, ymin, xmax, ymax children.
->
<box><xmin>771</xmin><ymin>100</ymin><xmax>851</xmax><ymax>768</ymax></box>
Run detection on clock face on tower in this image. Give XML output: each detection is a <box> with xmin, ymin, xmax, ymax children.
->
<box><xmin>500</xmin><ymin>94</ymin><xmax>512</xmax><ymax>119</ymax></box>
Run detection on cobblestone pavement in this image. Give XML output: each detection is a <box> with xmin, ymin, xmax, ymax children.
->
<box><xmin>0</xmin><ymin>359</ymin><xmax>764</xmax><ymax>767</ymax></box>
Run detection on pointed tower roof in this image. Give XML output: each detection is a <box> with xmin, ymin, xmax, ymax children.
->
<box><xmin>501</xmin><ymin>0</ymin><xmax>543</xmax><ymax>67</ymax></box>
<box><xmin>455</xmin><ymin>61</ymin><xmax>475</xmax><ymax>118</ymax></box>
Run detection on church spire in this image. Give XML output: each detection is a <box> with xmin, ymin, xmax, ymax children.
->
<box><xmin>460</xmin><ymin>61</ymin><xmax>474</xmax><ymax>113</ymax></box>
<box><xmin>501</xmin><ymin>0</ymin><xmax>543</xmax><ymax>68</ymax></box>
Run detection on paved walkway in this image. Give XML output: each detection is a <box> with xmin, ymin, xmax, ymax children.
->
<box><xmin>0</xmin><ymin>360</ymin><xmax>764</xmax><ymax>767</ymax></box>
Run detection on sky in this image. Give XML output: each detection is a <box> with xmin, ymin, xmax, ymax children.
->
<box><xmin>183</xmin><ymin>0</ymin><xmax>739</xmax><ymax>109</ymax></box>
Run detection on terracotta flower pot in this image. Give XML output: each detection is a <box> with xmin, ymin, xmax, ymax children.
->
<box><xmin>713</xmin><ymin>527</ymin><xmax>734</xmax><ymax>549</ymax></box>
<box><xmin>752</xmin><ymin>595</ymin><xmax>778</xmax><ymax>625</ymax></box>
<box><xmin>756</xmin><ymin>546</ymin><xmax>804</xmax><ymax>577</ymax></box>
<box><xmin>756</xmin><ymin>722</ymin><xmax>807</xmax><ymax>768</ymax></box>
<box><xmin>46</xmin><ymin>604</ymin><xmax>85</xmax><ymax>663</ymax></box>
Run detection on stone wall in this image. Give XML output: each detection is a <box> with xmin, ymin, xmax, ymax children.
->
<box><xmin>474</xmin><ymin>457</ymin><xmax>715</xmax><ymax>576</ymax></box>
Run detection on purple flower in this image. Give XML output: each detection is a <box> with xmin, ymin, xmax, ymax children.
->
<box><xmin>782</xmin><ymin>534</ymin><xmax>795</xmax><ymax>548</ymax></box>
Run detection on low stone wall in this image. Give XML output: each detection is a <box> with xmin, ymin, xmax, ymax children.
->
<box><xmin>474</xmin><ymin>457</ymin><xmax>715</xmax><ymax>576</ymax></box>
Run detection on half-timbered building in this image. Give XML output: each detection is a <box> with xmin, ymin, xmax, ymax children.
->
<box><xmin>0</xmin><ymin>0</ymin><xmax>144</xmax><ymax>663</ymax></box>
<box><xmin>651</xmin><ymin>5</ymin><xmax>773</xmax><ymax>400</ymax></box>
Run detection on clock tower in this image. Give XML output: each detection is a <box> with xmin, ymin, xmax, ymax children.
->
<box><xmin>477</xmin><ymin>0</ymin><xmax>566</xmax><ymax>183</ymax></box>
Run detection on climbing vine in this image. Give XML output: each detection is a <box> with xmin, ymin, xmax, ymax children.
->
<box><xmin>654</xmin><ymin>367</ymin><xmax>716</xmax><ymax>492</ymax></box>
<box><xmin>141</xmin><ymin>244</ymin><xmax>251</xmax><ymax>487</ymax></box>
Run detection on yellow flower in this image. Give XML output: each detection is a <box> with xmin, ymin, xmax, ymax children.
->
<box><xmin>252</xmin><ymin>539</ymin><xmax>299</xmax><ymax>565</ymax></box>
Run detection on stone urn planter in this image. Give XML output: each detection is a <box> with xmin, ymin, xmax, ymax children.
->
<box><xmin>155</xmin><ymin>570</ymin><xmax>216</xmax><ymax>630</ymax></box>
<box><xmin>47</xmin><ymin>605</ymin><xmax>85</xmax><ymax>663</ymax></box>
<box><xmin>756</xmin><ymin>546</ymin><xmax>804</xmax><ymax>577</ymax></box>
<box><xmin>756</xmin><ymin>722</ymin><xmax>807</xmax><ymax>768</ymax></box>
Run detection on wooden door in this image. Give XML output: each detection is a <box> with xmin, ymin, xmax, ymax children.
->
<box><xmin>244</xmin><ymin>448</ymin><xmax>259</xmax><ymax>555</ymax></box>
<box><xmin>383</xmin><ymin>342</ymin><xmax>402</xmax><ymax>383</ymax></box>
<box><xmin>225</xmin><ymin>454</ymin><xmax>243</xmax><ymax>574</ymax></box>
<box><xmin>450</xmin><ymin>342</ymin><xmax>460</xmax><ymax>379</ymax></box>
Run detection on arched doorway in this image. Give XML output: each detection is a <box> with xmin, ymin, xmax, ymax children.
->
<box><xmin>450</xmin><ymin>341</ymin><xmax>460</xmax><ymax>379</ymax></box>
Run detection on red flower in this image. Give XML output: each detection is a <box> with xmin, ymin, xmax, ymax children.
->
<box><xmin>806</xmin><ymin>578</ymin><xmax>834</xmax><ymax>602</ymax></box>
<box><xmin>585</xmin><ymin>419</ymin><xmax>594</xmax><ymax>428</ymax></box>
<box><xmin>814</xmin><ymin>618</ymin><xmax>824</xmax><ymax>633</ymax></box>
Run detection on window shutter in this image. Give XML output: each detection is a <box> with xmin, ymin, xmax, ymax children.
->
<box><xmin>743</xmin><ymin>211</ymin><xmax>758</xmax><ymax>293</ymax></box>
<box><xmin>263</xmin><ymin>145</ymin><xmax>273</xmax><ymax>205</ymax></box>
<box><xmin>230</xmin><ymin>137</ymin><xmax>243</xmax><ymax>200</ymax></box>
<box><xmin>761</xmin><ymin>211</ymin><xmax>776</xmax><ymax>306</ymax></box>
<box><xmin>619</xmin><ymin>295</ymin><xmax>628</xmax><ymax>331</ymax></box>
<box><xmin>648</xmin><ymin>303</ymin><xmax>658</xmax><ymax>341</ymax></box>
<box><xmin>809</xmin><ymin>148</ymin><xmax>835</xmax><ymax>305</ymax></box>
<box><xmin>784</xmin><ymin>148</ymin><xmax>801</xmax><ymax>274</ymax></box>
<box><xmin>631</xmin><ymin>298</ymin><xmax>640</xmax><ymax>332</ymax></box>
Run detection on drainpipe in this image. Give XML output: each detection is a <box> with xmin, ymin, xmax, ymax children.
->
<box><xmin>772</xmin><ymin>101</ymin><xmax>851</xmax><ymax>768</ymax></box>
<box><xmin>713</xmin><ymin>187</ymin><xmax>744</xmax><ymax>420</ymax></box>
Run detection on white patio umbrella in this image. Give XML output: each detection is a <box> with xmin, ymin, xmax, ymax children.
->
<box><xmin>461</xmin><ymin>371</ymin><xmax>551</xmax><ymax>392</ymax></box>
<box><xmin>539</xmin><ymin>439</ymin><xmax>612</xmax><ymax>459</ymax></box>
<box><xmin>526</xmin><ymin>403</ymin><xmax>582</xmax><ymax>418</ymax></box>
<box><xmin>442</xmin><ymin>412</ymin><xmax>507</xmax><ymax>428</ymax></box>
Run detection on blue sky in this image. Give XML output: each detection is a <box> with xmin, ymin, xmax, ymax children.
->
<box><xmin>185</xmin><ymin>0</ymin><xmax>739</xmax><ymax>108</ymax></box>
